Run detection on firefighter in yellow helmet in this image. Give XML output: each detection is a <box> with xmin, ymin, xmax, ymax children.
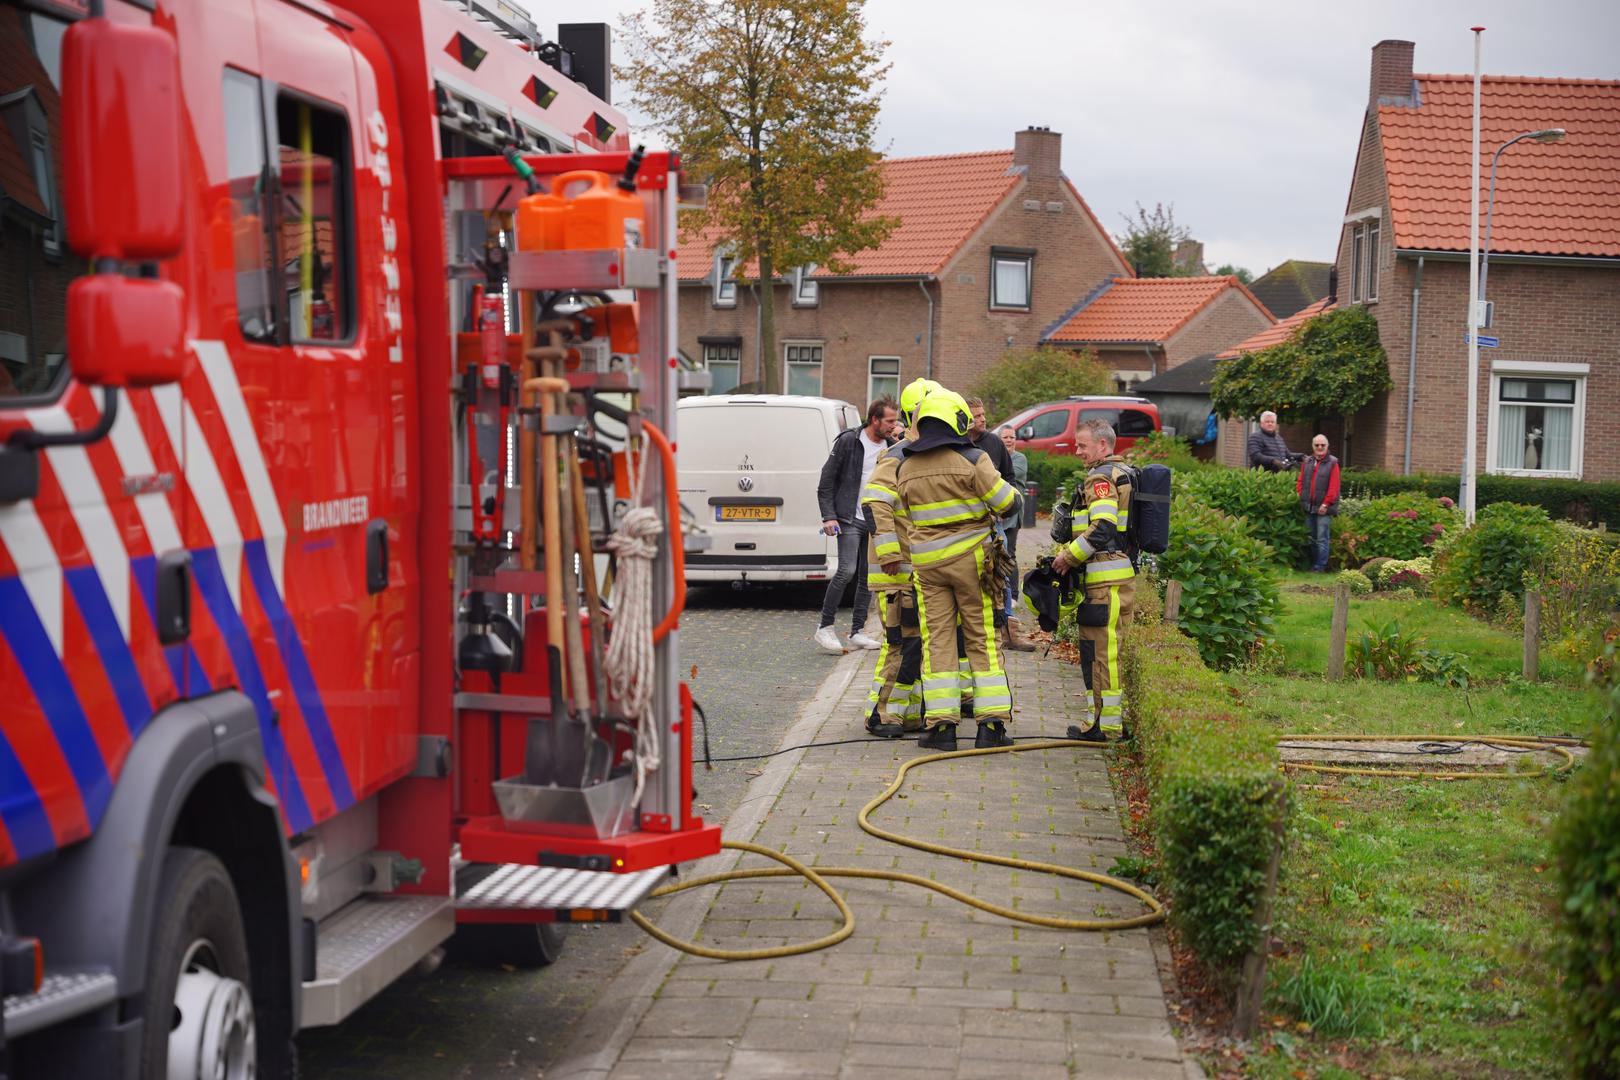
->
<box><xmin>859</xmin><ymin>378</ymin><xmax>940</xmax><ymax>737</ymax></box>
<box><xmin>892</xmin><ymin>389</ymin><xmax>1022</xmax><ymax>750</ymax></box>
<box><xmin>1051</xmin><ymin>417</ymin><xmax>1136</xmax><ymax>740</ymax></box>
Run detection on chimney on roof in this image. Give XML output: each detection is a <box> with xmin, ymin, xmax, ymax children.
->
<box><xmin>1014</xmin><ymin>126</ymin><xmax>1062</xmax><ymax>181</ymax></box>
<box><xmin>1174</xmin><ymin>240</ymin><xmax>1206</xmax><ymax>276</ymax></box>
<box><xmin>1369</xmin><ymin>39</ymin><xmax>1416</xmax><ymax>106</ymax></box>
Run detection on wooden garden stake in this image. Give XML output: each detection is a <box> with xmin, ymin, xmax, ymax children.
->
<box><xmin>1233</xmin><ymin>779</ymin><xmax>1287</xmax><ymax>1039</ymax></box>
<box><xmin>1163</xmin><ymin>580</ymin><xmax>1182</xmax><ymax>625</ymax></box>
<box><xmin>1523</xmin><ymin>589</ymin><xmax>1541</xmax><ymax>682</ymax></box>
<box><xmin>1327</xmin><ymin>582</ymin><xmax>1350</xmax><ymax>681</ymax></box>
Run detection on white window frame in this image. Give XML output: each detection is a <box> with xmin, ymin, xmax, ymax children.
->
<box><xmin>792</xmin><ymin>263</ymin><xmax>819</xmax><ymax>307</ymax></box>
<box><xmin>28</xmin><ymin>129</ymin><xmax>60</xmax><ymax>257</ymax></box>
<box><xmin>1365</xmin><ymin>220</ymin><xmax>1380</xmax><ymax>301</ymax></box>
<box><xmin>712</xmin><ymin>253</ymin><xmax>736</xmax><ymax>307</ymax></box>
<box><xmin>701</xmin><ymin>340</ymin><xmax>741</xmax><ymax>395</ymax></box>
<box><xmin>867</xmin><ymin>355</ymin><xmax>900</xmax><ymax>404</ymax></box>
<box><xmin>1349</xmin><ymin>225</ymin><xmax>1365</xmax><ymax>303</ymax></box>
<box><xmin>1485</xmin><ymin>360</ymin><xmax>1587</xmax><ymax>479</ymax></box>
<box><xmin>782</xmin><ymin>340</ymin><xmax>824</xmax><ymax>397</ymax></box>
<box><xmin>989</xmin><ymin>248</ymin><xmax>1032</xmax><ymax>311</ymax></box>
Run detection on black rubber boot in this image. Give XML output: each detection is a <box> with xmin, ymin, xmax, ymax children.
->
<box><xmin>1066</xmin><ymin>723</ymin><xmax>1107</xmax><ymax>743</ymax></box>
<box><xmin>975</xmin><ymin>720</ymin><xmax>1014</xmax><ymax>749</ymax></box>
<box><xmin>918</xmin><ymin>723</ymin><xmax>958</xmax><ymax>751</ymax></box>
<box><xmin>961</xmin><ymin>699</ymin><xmax>975</xmax><ymax>720</ymax></box>
<box><xmin>865</xmin><ymin>709</ymin><xmax>904</xmax><ymax>739</ymax></box>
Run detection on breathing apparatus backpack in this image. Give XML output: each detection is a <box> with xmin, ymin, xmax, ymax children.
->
<box><xmin>1127</xmin><ymin>463</ymin><xmax>1172</xmax><ymax>556</ymax></box>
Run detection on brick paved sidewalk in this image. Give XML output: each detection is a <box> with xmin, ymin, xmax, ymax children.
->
<box><xmin>568</xmin><ymin>644</ymin><xmax>1195</xmax><ymax>1080</ymax></box>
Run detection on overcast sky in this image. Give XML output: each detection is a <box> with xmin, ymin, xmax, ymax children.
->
<box><xmin>521</xmin><ymin>0</ymin><xmax>1618</xmax><ymax>275</ymax></box>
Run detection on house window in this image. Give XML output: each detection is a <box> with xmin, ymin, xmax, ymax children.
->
<box><xmin>223</xmin><ymin>70</ymin><xmax>277</xmax><ymax>341</ymax></box>
<box><xmin>868</xmin><ymin>356</ymin><xmax>900</xmax><ymax>403</ymax></box>
<box><xmin>28</xmin><ymin>131</ymin><xmax>59</xmax><ymax>256</ymax></box>
<box><xmin>702</xmin><ymin>341</ymin><xmax>741</xmax><ymax>394</ymax></box>
<box><xmin>276</xmin><ymin>94</ymin><xmax>355</xmax><ymax>342</ymax></box>
<box><xmin>990</xmin><ymin>248</ymin><xmax>1032</xmax><ymax>310</ymax></box>
<box><xmin>1366</xmin><ymin>221</ymin><xmax>1380</xmax><ymax>301</ymax></box>
<box><xmin>793</xmin><ymin>264</ymin><xmax>819</xmax><ymax>307</ymax></box>
<box><xmin>784</xmin><ymin>342</ymin><xmax>823</xmax><ymax>396</ymax></box>
<box><xmin>712</xmin><ymin>254</ymin><xmax>736</xmax><ymax>307</ymax></box>
<box><xmin>1491</xmin><ymin>373</ymin><xmax>1584</xmax><ymax>476</ymax></box>
<box><xmin>1350</xmin><ymin>226</ymin><xmax>1365</xmax><ymax>303</ymax></box>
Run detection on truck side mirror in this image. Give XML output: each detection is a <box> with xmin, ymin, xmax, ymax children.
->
<box><xmin>61</xmin><ymin>18</ymin><xmax>185</xmax><ymax>261</ymax></box>
<box><xmin>58</xmin><ymin>17</ymin><xmax>187</xmax><ymax>388</ymax></box>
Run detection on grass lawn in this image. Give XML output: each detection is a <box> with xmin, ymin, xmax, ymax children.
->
<box><xmin>1222</xmin><ymin>582</ymin><xmax>1596</xmax><ymax>1080</ymax></box>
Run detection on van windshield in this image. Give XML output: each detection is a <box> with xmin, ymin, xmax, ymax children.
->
<box><xmin>679</xmin><ymin>404</ymin><xmax>829</xmax><ymax>470</ymax></box>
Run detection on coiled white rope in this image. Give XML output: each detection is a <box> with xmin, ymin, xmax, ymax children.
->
<box><xmin>604</xmin><ymin>445</ymin><xmax>661</xmax><ymax>806</ymax></box>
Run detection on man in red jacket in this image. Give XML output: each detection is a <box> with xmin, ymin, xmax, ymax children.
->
<box><xmin>1297</xmin><ymin>435</ymin><xmax>1341</xmax><ymax>572</ymax></box>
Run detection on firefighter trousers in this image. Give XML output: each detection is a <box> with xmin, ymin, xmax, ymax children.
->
<box><xmin>866</xmin><ymin>590</ymin><xmax>923</xmax><ymax>729</ymax></box>
<box><xmin>916</xmin><ymin>544</ymin><xmax>1011</xmax><ymax>727</ymax></box>
<box><xmin>1075</xmin><ymin>578</ymin><xmax>1136</xmax><ymax>733</ymax></box>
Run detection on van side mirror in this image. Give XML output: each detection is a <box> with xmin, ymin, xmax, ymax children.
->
<box><xmin>61</xmin><ymin>18</ymin><xmax>185</xmax><ymax>260</ymax></box>
<box><xmin>1017</xmin><ymin>425</ymin><xmax>1034</xmax><ymax>440</ymax></box>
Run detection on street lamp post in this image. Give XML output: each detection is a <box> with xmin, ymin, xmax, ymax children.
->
<box><xmin>1480</xmin><ymin>127</ymin><xmax>1568</xmax><ymax>302</ymax></box>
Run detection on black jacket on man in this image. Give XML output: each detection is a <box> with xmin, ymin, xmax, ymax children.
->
<box><xmin>973</xmin><ymin>430</ymin><xmax>1016</xmax><ymax>485</ymax></box>
<box><xmin>1246</xmin><ymin>427</ymin><xmax>1295</xmax><ymax>471</ymax></box>
<box><xmin>818</xmin><ymin>427</ymin><xmax>883</xmax><ymax>524</ymax></box>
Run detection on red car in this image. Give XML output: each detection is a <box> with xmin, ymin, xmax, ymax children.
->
<box><xmin>997</xmin><ymin>396</ymin><xmax>1162</xmax><ymax>455</ymax></box>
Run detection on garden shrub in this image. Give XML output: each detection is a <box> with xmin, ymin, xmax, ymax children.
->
<box><xmin>1340</xmin><ymin>468</ymin><xmax>1620</xmax><ymax>529</ymax></box>
<box><xmin>1178</xmin><ymin>467</ymin><xmax>1310</xmax><ymax>568</ymax></box>
<box><xmin>1370</xmin><ymin>556</ymin><xmax>1433</xmax><ymax>594</ymax></box>
<box><xmin>1554</xmin><ymin>639</ymin><xmax>1620</xmax><ymax>1075</ymax></box>
<box><xmin>1156</xmin><ymin>495</ymin><xmax>1280</xmax><ymax>670</ymax></box>
<box><xmin>1346</xmin><ymin>618</ymin><xmax>1471</xmax><ymax>687</ymax></box>
<box><xmin>1121</xmin><ymin>618</ymin><xmax>1289</xmax><ymax>986</ymax></box>
<box><xmin>1337</xmin><ymin>569</ymin><xmax>1372</xmax><ymax>596</ymax></box>
<box><xmin>1336</xmin><ymin>493</ymin><xmax>1457</xmax><ymax>563</ymax></box>
<box><xmin>1434</xmin><ymin>502</ymin><xmax>1560</xmax><ymax>613</ymax></box>
<box><xmin>1531</xmin><ymin>523</ymin><xmax>1620</xmax><ymax>670</ymax></box>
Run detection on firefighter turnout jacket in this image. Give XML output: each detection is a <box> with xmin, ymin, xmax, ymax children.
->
<box><xmin>1064</xmin><ymin>454</ymin><xmax>1137</xmax><ymax>734</ymax></box>
<box><xmin>862</xmin><ymin>440</ymin><xmax>912</xmax><ymax>592</ymax></box>
<box><xmin>1063</xmin><ymin>456</ymin><xmax>1136</xmax><ymax>587</ymax></box>
<box><xmin>862</xmin><ymin>440</ymin><xmax>923</xmax><ymax>727</ymax></box>
<box><xmin>896</xmin><ymin>443</ymin><xmax>1020</xmax><ymax>725</ymax></box>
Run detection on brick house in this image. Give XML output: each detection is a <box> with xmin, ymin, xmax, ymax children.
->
<box><xmin>1333</xmin><ymin>40</ymin><xmax>1620</xmax><ymax>480</ymax></box>
<box><xmin>675</xmin><ymin>127</ymin><xmax>1130</xmax><ymax>411</ymax></box>
<box><xmin>1039</xmin><ymin>274</ymin><xmax>1275</xmax><ymax>393</ymax></box>
<box><xmin>1</xmin><ymin>7</ymin><xmax>73</xmax><ymax>399</ymax></box>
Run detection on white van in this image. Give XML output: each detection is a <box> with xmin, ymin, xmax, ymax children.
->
<box><xmin>677</xmin><ymin>395</ymin><xmax>862</xmax><ymax>583</ymax></box>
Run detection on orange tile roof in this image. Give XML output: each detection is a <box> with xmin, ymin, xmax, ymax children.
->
<box><xmin>1043</xmin><ymin>276</ymin><xmax>1274</xmax><ymax>345</ymax></box>
<box><xmin>1217</xmin><ymin>297</ymin><xmax>1334</xmax><ymax>359</ymax></box>
<box><xmin>676</xmin><ymin>149</ymin><xmax>1125</xmax><ymax>281</ymax></box>
<box><xmin>1378</xmin><ymin>75</ymin><xmax>1620</xmax><ymax>257</ymax></box>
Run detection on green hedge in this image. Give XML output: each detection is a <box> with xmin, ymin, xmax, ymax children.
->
<box><xmin>1341</xmin><ymin>469</ymin><xmax>1620</xmax><ymax>529</ymax></box>
<box><xmin>1122</xmin><ymin>603</ymin><xmax>1290</xmax><ymax>986</ymax></box>
<box><xmin>1156</xmin><ymin>495</ymin><xmax>1280</xmax><ymax>669</ymax></box>
<box><xmin>1555</xmin><ymin>649</ymin><xmax>1620</xmax><ymax>1075</ymax></box>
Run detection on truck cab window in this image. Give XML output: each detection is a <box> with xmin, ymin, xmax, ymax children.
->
<box><xmin>222</xmin><ymin>70</ymin><xmax>277</xmax><ymax>340</ymax></box>
<box><xmin>276</xmin><ymin>95</ymin><xmax>354</xmax><ymax>342</ymax></box>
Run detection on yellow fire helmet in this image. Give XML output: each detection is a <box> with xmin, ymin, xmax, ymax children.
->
<box><xmin>897</xmin><ymin>378</ymin><xmax>942</xmax><ymax>427</ymax></box>
<box><xmin>914</xmin><ymin>388</ymin><xmax>971</xmax><ymax>436</ymax></box>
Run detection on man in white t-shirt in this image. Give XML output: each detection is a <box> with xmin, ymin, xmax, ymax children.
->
<box><xmin>814</xmin><ymin>398</ymin><xmax>899</xmax><ymax>653</ymax></box>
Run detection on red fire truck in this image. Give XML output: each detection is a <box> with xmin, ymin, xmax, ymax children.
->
<box><xmin>0</xmin><ymin>1</ymin><xmax>719</xmax><ymax>1075</ymax></box>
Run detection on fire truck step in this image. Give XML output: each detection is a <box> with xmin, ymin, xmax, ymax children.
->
<box><xmin>456</xmin><ymin>862</ymin><xmax>669</xmax><ymax>915</ymax></box>
<box><xmin>300</xmin><ymin>895</ymin><xmax>453</xmax><ymax>1028</ymax></box>
<box><xmin>2</xmin><ymin>969</ymin><xmax>118</xmax><ymax>1039</ymax></box>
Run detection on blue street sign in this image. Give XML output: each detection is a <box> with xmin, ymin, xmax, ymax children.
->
<box><xmin>1464</xmin><ymin>334</ymin><xmax>1500</xmax><ymax>348</ymax></box>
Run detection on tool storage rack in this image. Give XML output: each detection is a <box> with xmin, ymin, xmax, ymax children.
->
<box><xmin>440</xmin><ymin>150</ymin><xmax>718</xmax><ymax>923</ymax></box>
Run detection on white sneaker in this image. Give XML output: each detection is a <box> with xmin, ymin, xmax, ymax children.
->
<box><xmin>849</xmin><ymin>632</ymin><xmax>883</xmax><ymax>650</ymax></box>
<box><xmin>814</xmin><ymin>627</ymin><xmax>846</xmax><ymax>654</ymax></box>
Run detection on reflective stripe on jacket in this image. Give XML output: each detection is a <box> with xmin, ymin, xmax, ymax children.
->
<box><xmin>896</xmin><ymin>445</ymin><xmax>1017</xmax><ymax>570</ymax></box>
<box><xmin>863</xmin><ymin>441</ymin><xmax>913</xmax><ymax>590</ymax></box>
<box><xmin>1065</xmin><ymin>457</ymin><xmax>1135</xmax><ymax>579</ymax></box>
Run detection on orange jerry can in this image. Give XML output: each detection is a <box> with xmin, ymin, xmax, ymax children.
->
<box><xmin>554</xmin><ymin>170</ymin><xmax>643</xmax><ymax>252</ymax></box>
<box><xmin>515</xmin><ymin>185</ymin><xmax>567</xmax><ymax>252</ymax></box>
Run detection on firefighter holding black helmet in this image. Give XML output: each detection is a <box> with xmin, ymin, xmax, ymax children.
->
<box><xmin>892</xmin><ymin>389</ymin><xmax>1021</xmax><ymax>751</ymax></box>
<box><xmin>1051</xmin><ymin>417</ymin><xmax>1135</xmax><ymax>741</ymax></box>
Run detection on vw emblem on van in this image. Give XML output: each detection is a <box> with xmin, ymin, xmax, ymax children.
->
<box><xmin>737</xmin><ymin>475</ymin><xmax>754</xmax><ymax>492</ymax></box>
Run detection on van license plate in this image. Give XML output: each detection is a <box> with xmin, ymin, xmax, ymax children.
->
<box><xmin>718</xmin><ymin>506</ymin><xmax>776</xmax><ymax>522</ymax></box>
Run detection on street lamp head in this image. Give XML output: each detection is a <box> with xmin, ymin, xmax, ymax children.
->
<box><xmin>1530</xmin><ymin>128</ymin><xmax>1568</xmax><ymax>143</ymax></box>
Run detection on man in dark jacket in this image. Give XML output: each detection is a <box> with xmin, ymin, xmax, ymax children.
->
<box><xmin>815</xmin><ymin>398</ymin><xmax>898</xmax><ymax>653</ymax></box>
<box><xmin>1297</xmin><ymin>434</ymin><xmax>1341</xmax><ymax>572</ymax></box>
<box><xmin>1246</xmin><ymin>411</ymin><xmax>1298</xmax><ymax>471</ymax></box>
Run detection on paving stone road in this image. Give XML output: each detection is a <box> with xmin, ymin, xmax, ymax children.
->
<box><xmin>298</xmin><ymin>583</ymin><xmax>858</xmax><ymax>1079</ymax></box>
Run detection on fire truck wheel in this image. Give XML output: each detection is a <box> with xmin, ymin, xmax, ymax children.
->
<box><xmin>451</xmin><ymin>922</ymin><xmax>566</xmax><ymax>968</ymax></box>
<box><xmin>140</xmin><ymin>846</ymin><xmax>257</xmax><ymax>1080</ymax></box>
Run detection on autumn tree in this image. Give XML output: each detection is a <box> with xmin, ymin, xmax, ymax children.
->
<box><xmin>970</xmin><ymin>345</ymin><xmax>1112</xmax><ymax>424</ymax></box>
<box><xmin>619</xmin><ymin>0</ymin><xmax>896</xmax><ymax>394</ymax></box>
<box><xmin>1115</xmin><ymin>202</ymin><xmax>1191</xmax><ymax>278</ymax></box>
